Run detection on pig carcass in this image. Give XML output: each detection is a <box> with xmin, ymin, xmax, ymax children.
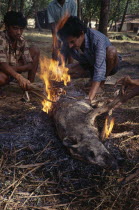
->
<box><xmin>53</xmin><ymin>84</ymin><xmax>139</xmax><ymax>169</ymax></box>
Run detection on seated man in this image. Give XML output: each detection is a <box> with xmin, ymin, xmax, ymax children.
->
<box><xmin>0</xmin><ymin>11</ymin><xmax>40</xmax><ymax>91</ymax></box>
<box><xmin>57</xmin><ymin>16</ymin><xmax>121</xmax><ymax>101</ymax></box>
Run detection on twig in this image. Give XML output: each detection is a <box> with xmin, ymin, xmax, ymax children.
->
<box><xmin>21</xmin><ymin>180</ymin><xmax>49</xmax><ymax>207</ymax></box>
<box><xmin>110</xmin><ymin>131</ymin><xmax>134</xmax><ymax>139</ymax></box>
<box><xmin>119</xmin><ymin>135</ymin><xmax>139</xmax><ymax>147</ymax></box>
<box><xmin>17</xmin><ymin>197</ymin><xmax>97</xmax><ymax>209</ymax></box>
<box><xmin>10</xmin><ymin>82</ymin><xmax>55</xmax><ymax>103</ymax></box>
<box><xmin>118</xmin><ymin>168</ymin><xmax>139</xmax><ymax>184</ymax></box>
<box><xmin>123</xmin><ymin>169</ymin><xmax>139</xmax><ymax>183</ymax></box>
<box><xmin>9</xmin><ymin>160</ymin><xmax>49</xmax><ymax>169</ymax></box>
<box><xmin>2</xmin><ymin>161</ymin><xmax>48</xmax><ymax>196</ymax></box>
<box><xmin>30</xmin><ymin>90</ymin><xmax>55</xmax><ymax>103</ymax></box>
<box><xmin>110</xmin><ymin>190</ymin><xmax>122</xmax><ymax>210</ymax></box>
<box><xmin>3</xmin><ymin>164</ymin><xmax>47</xmax><ymax>209</ymax></box>
<box><xmin>35</xmin><ymin>140</ymin><xmax>52</xmax><ymax>161</ymax></box>
<box><xmin>25</xmin><ymin>91</ymin><xmax>30</xmax><ymax>102</ymax></box>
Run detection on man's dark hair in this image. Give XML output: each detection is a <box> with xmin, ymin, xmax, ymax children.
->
<box><xmin>57</xmin><ymin>16</ymin><xmax>87</xmax><ymax>41</ymax></box>
<box><xmin>4</xmin><ymin>11</ymin><xmax>27</xmax><ymax>28</ymax></box>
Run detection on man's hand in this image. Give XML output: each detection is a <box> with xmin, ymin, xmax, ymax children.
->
<box><xmin>115</xmin><ymin>76</ymin><xmax>139</xmax><ymax>95</ymax></box>
<box><xmin>16</xmin><ymin>74</ymin><xmax>31</xmax><ymax>90</ymax></box>
<box><xmin>89</xmin><ymin>81</ymin><xmax>101</xmax><ymax>102</ymax></box>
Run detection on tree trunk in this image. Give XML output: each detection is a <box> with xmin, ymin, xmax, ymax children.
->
<box><xmin>33</xmin><ymin>0</ymin><xmax>42</xmax><ymax>32</ymax></box>
<box><xmin>109</xmin><ymin>0</ymin><xmax>121</xmax><ymax>31</ymax></box>
<box><xmin>118</xmin><ymin>0</ymin><xmax>130</xmax><ymax>32</ymax></box>
<box><xmin>77</xmin><ymin>0</ymin><xmax>81</xmax><ymax>19</ymax></box>
<box><xmin>98</xmin><ymin>0</ymin><xmax>110</xmax><ymax>36</ymax></box>
<box><xmin>7</xmin><ymin>0</ymin><xmax>13</xmax><ymax>11</ymax></box>
<box><xmin>35</xmin><ymin>13</ymin><xmax>43</xmax><ymax>32</ymax></box>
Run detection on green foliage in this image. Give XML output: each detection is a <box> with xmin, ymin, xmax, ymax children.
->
<box><xmin>109</xmin><ymin>0</ymin><xmax>139</xmax><ymax>24</ymax></box>
<box><xmin>0</xmin><ymin>0</ymin><xmax>7</xmax><ymax>22</ymax></box>
<box><xmin>81</xmin><ymin>0</ymin><xmax>101</xmax><ymax>21</ymax></box>
<box><xmin>127</xmin><ymin>0</ymin><xmax>139</xmax><ymax>14</ymax></box>
<box><xmin>0</xmin><ymin>0</ymin><xmax>52</xmax><ymax>23</ymax></box>
<box><xmin>81</xmin><ymin>0</ymin><xmax>139</xmax><ymax>26</ymax></box>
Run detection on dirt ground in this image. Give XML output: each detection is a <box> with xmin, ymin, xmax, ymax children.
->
<box><xmin>0</xmin><ymin>29</ymin><xmax>139</xmax><ymax>209</ymax></box>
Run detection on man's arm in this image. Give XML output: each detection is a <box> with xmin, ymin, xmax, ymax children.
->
<box><xmin>89</xmin><ymin>44</ymin><xmax>106</xmax><ymax>101</ymax></box>
<box><xmin>14</xmin><ymin>63</ymin><xmax>33</xmax><ymax>73</ymax></box>
<box><xmin>0</xmin><ymin>62</ymin><xmax>31</xmax><ymax>90</ymax></box>
<box><xmin>50</xmin><ymin>22</ymin><xmax>56</xmax><ymax>36</ymax></box>
<box><xmin>89</xmin><ymin>81</ymin><xmax>101</xmax><ymax>101</ymax></box>
<box><xmin>116</xmin><ymin>76</ymin><xmax>139</xmax><ymax>86</ymax></box>
<box><xmin>115</xmin><ymin>76</ymin><xmax>139</xmax><ymax>95</ymax></box>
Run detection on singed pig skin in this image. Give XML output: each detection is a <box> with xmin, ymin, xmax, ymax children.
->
<box><xmin>53</xmin><ymin>97</ymin><xmax>117</xmax><ymax>169</ymax></box>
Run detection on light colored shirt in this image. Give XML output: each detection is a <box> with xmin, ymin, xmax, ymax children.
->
<box><xmin>0</xmin><ymin>31</ymin><xmax>32</xmax><ymax>66</ymax></box>
<box><xmin>47</xmin><ymin>0</ymin><xmax>77</xmax><ymax>24</ymax></box>
<box><xmin>69</xmin><ymin>28</ymin><xmax>112</xmax><ymax>82</ymax></box>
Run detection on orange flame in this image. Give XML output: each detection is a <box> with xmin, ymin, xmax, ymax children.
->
<box><xmin>56</xmin><ymin>13</ymin><xmax>70</xmax><ymax>32</ymax></box>
<box><xmin>40</xmin><ymin>13</ymin><xmax>71</xmax><ymax>113</ymax></box>
<box><xmin>40</xmin><ymin>55</ymin><xmax>70</xmax><ymax>113</ymax></box>
<box><xmin>53</xmin><ymin>13</ymin><xmax>70</xmax><ymax>50</ymax></box>
<box><xmin>103</xmin><ymin>116</ymin><xmax>115</xmax><ymax>139</ymax></box>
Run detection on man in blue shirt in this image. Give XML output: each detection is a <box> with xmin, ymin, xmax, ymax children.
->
<box><xmin>58</xmin><ymin>16</ymin><xmax>120</xmax><ymax>101</ymax></box>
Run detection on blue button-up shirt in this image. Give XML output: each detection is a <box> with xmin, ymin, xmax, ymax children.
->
<box><xmin>47</xmin><ymin>0</ymin><xmax>77</xmax><ymax>24</ymax></box>
<box><xmin>69</xmin><ymin>28</ymin><xmax>112</xmax><ymax>81</ymax></box>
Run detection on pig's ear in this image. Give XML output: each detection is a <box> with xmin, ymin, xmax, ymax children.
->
<box><xmin>63</xmin><ymin>136</ymin><xmax>78</xmax><ymax>148</ymax></box>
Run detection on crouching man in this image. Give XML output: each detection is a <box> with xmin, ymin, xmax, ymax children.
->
<box><xmin>57</xmin><ymin>16</ymin><xmax>121</xmax><ymax>101</ymax></box>
<box><xmin>0</xmin><ymin>11</ymin><xmax>40</xmax><ymax>91</ymax></box>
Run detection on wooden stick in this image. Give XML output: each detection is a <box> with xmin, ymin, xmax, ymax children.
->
<box><xmin>10</xmin><ymin>82</ymin><xmax>56</xmax><ymax>103</ymax></box>
<box><xmin>118</xmin><ymin>168</ymin><xmax>139</xmax><ymax>184</ymax></box>
<box><xmin>123</xmin><ymin>169</ymin><xmax>139</xmax><ymax>183</ymax></box>
<box><xmin>110</xmin><ymin>131</ymin><xmax>134</xmax><ymax>139</ymax></box>
<box><xmin>30</xmin><ymin>90</ymin><xmax>55</xmax><ymax>103</ymax></box>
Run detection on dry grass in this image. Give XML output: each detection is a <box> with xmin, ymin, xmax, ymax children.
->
<box><xmin>0</xmin><ymin>135</ymin><xmax>139</xmax><ymax>209</ymax></box>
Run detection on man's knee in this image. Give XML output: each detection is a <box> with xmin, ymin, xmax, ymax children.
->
<box><xmin>0</xmin><ymin>73</ymin><xmax>9</xmax><ymax>86</ymax></box>
<box><xmin>29</xmin><ymin>46</ymin><xmax>40</xmax><ymax>59</ymax></box>
<box><xmin>106</xmin><ymin>46</ymin><xmax>117</xmax><ymax>59</ymax></box>
<box><xmin>106</xmin><ymin>46</ymin><xmax>119</xmax><ymax>75</ymax></box>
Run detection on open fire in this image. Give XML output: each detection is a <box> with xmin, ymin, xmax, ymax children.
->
<box><xmin>39</xmin><ymin>14</ymin><xmax>71</xmax><ymax>113</ymax></box>
<box><xmin>39</xmin><ymin>54</ymin><xmax>70</xmax><ymax>113</ymax></box>
<box><xmin>102</xmin><ymin>116</ymin><xmax>115</xmax><ymax>139</ymax></box>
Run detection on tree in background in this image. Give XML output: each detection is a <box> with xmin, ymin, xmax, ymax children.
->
<box><xmin>81</xmin><ymin>0</ymin><xmax>101</xmax><ymax>27</ymax></box>
<box><xmin>77</xmin><ymin>0</ymin><xmax>81</xmax><ymax>19</ymax></box>
<box><xmin>118</xmin><ymin>0</ymin><xmax>130</xmax><ymax>32</ymax></box>
<box><xmin>0</xmin><ymin>0</ymin><xmax>51</xmax><ymax>29</ymax></box>
<box><xmin>98</xmin><ymin>0</ymin><xmax>110</xmax><ymax>35</ymax></box>
<box><xmin>109</xmin><ymin>0</ymin><xmax>121</xmax><ymax>31</ymax></box>
<box><xmin>0</xmin><ymin>0</ymin><xmax>51</xmax><ymax>19</ymax></box>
